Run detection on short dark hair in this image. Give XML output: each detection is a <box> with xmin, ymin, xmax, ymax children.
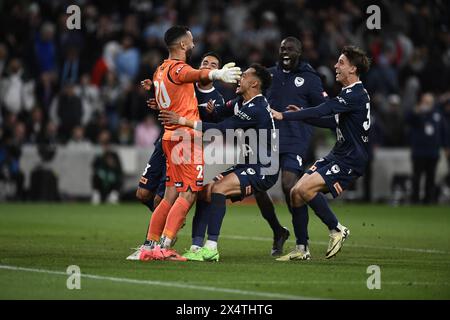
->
<box><xmin>201</xmin><ymin>51</ymin><xmax>222</xmax><ymax>67</ymax></box>
<box><xmin>250</xmin><ymin>63</ymin><xmax>272</xmax><ymax>93</ymax></box>
<box><xmin>164</xmin><ymin>25</ymin><xmax>190</xmax><ymax>48</ymax></box>
<box><xmin>283</xmin><ymin>36</ymin><xmax>302</xmax><ymax>54</ymax></box>
<box><xmin>341</xmin><ymin>45</ymin><xmax>370</xmax><ymax>75</ymax></box>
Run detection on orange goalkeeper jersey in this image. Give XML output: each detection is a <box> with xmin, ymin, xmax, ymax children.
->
<box><xmin>153</xmin><ymin>59</ymin><xmax>203</xmax><ymax>141</ymax></box>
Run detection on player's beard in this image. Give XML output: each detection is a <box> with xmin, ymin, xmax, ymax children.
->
<box><xmin>185</xmin><ymin>48</ymin><xmax>193</xmax><ymax>62</ymax></box>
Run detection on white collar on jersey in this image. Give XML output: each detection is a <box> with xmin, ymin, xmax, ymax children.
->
<box><xmin>195</xmin><ymin>83</ymin><xmax>216</xmax><ymax>93</ymax></box>
<box><xmin>342</xmin><ymin>81</ymin><xmax>362</xmax><ymax>90</ymax></box>
<box><xmin>243</xmin><ymin>94</ymin><xmax>263</xmax><ymax>105</ymax></box>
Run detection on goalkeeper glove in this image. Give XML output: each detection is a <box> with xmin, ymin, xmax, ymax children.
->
<box><xmin>208</xmin><ymin>62</ymin><xmax>242</xmax><ymax>83</ymax></box>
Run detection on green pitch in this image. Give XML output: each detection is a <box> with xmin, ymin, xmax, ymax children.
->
<box><xmin>0</xmin><ymin>203</ymin><xmax>449</xmax><ymax>299</ymax></box>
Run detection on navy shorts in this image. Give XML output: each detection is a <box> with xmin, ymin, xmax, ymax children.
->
<box><xmin>139</xmin><ymin>139</ymin><xmax>166</xmax><ymax>197</ymax></box>
<box><xmin>306</xmin><ymin>157</ymin><xmax>361</xmax><ymax>198</ymax></box>
<box><xmin>280</xmin><ymin>152</ymin><xmax>304</xmax><ymax>175</ymax></box>
<box><xmin>215</xmin><ymin>165</ymin><xmax>279</xmax><ymax>202</ymax></box>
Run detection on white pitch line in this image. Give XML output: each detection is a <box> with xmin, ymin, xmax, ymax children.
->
<box><xmin>221</xmin><ymin>235</ymin><xmax>450</xmax><ymax>255</ymax></box>
<box><xmin>0</xmin><ymin>265</ymin><xmax>319</xmax><ymax>300</ymax></box>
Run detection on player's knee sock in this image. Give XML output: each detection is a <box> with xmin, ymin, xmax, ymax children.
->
<box><xmin>206</xmin><ymin>193</ymin><xmax>227</xmax><ymax>242</ymax></box>
<box><xmin>256</xmin><ymin>193</ymin><xmax>284</xmax><ymax>235</ymax></box>
<box><xmin>191</xmin><ymin>199</ymin><xmax>209</xmax><ymax>247</ymax></box>
<box><xmin>162</xmin><ymin>197</ymin><xmax>191</xmax><ymax>241</ymax></box>
<box><xmin>291</xmin><ymin>205</ymin><xmax>309</xmax><ymax>246</ymax></box>
<box><xmin>147</xmin><ymin>199</ymin><xmax>172</xmax><ymax>241</ymax></box>
<box><xmin>306</xmin><ymin>193</ymin><xmax>338</xmax><ymax>231</ymax></box>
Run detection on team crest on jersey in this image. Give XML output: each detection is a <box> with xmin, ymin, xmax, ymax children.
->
<box><xmin>294</xmin><ymin>77</ymin><xmax>304</xmax><ymax>87</ymax></box>
<box><xmin>326</xmin><ymin>164</ymin><xmax>340</xmax><ymax>175</ymax></box>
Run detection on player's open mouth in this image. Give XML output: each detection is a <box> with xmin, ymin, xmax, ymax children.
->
<box><xmin>282</xmin><ymin>56</ymin><xmax>291</xmax><ymax>65</ymax></box>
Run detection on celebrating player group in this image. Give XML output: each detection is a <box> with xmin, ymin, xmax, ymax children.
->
<box><xmin>126</xmin><ymin>25</ymin><xmax>371</xmax><ymax>262</ymax></box>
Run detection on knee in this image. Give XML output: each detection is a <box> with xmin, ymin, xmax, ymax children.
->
<box><xmin>136</xmin><ymin>188</ymin><xmax>153</xmax><ymax>203</ymax></box>
<box><xmin>179</xmin><ymin>191</ymin><xmax>197</xmax><ymax>204</ymax></box>
<box><xmin>290</xmin><ymin>182</ymin><xmax>314</xmax><ymax>206</ymax></box>
<box><xmin>281</xmin><ymin>176</ymin><xmax>297</xmax><ymax>196</ymax></box>
<box><xmin>290</xmin><ymin>185</ymin><xmax>304</xmax><ymax>207</ymax></box>
<box><xmin>210</xmin><ymin>182</ymin><xmax>226</xmax><ymax>195</ymax></box>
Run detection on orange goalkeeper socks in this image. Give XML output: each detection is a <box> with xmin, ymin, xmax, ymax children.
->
<box><xmin>162</xmin><ymin>197</ymin><xmax>191</xmax><ymax>240</ymax></box>
<box><xmin>147</xmin><ymin>198</ymin><xmax>172</xmax><ymax>241</ymax></box>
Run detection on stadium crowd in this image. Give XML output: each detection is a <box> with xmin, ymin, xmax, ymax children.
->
<box><xmin>0</xmin><ymin>0</ymin><xmax>449</xmax><ymax>202</ymax></box>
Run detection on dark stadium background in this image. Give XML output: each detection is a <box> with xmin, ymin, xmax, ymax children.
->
<box><xmin>0</xmin><ymin>0</ymin><xmax>449</xmax><ymax>204</ymax></box>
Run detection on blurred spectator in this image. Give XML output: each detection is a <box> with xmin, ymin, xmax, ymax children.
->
<box><xmin>115</xmin><ymin>35</ymin><xmax>140</xmax><ymax>86</ymax></box>
<box><xmin>100</xmin><ymin>71</ymin><xmax>122</xmax><ymax>130</ymax></box>
<box><xmin>85</xmin><ymin>112</ymin><xmax>110</xmax><ymax>144</ymax></box>
<box><xmin>35</xmin><ymin>71</ymin><xmax>58</xmax><ymax>117</ymax></box>
<box><xmin>66</xmin><ymin>125</ymin><xmax>92</xmax><ymax>150</ymax></box>
<box><xmin>379</xmin><ymin>94</ymin><xmax>406</xmax><ymax>147</ymax></box>
<box><xmin>0</xmin><ymin>43</ymin><xmax>8</xmax><ymax>77</ymax></box>
<box><xmin>76</xmin><ymin>73</ymin><xmax>103</xmax><ymax>126</ymax></box>
<box><xmin>0</xmin><ymin>58</ymin><xmax>35</xmax><ymax>116</ymax></box>
<box><xmin>49</xmin><ymin>82</ymin><xmax>83</xmax><ymax>143</ymax></box>
<box><xmin>406</xmin><ymin>93</ymin><xmax>449</xmax><ymax>204</ymax></box>
<box><xmin>91</xmin><ymin>130</ymin><xmax>123</xmax><ymax>204</ymax></box>
<box><xmin>134</xmin><ymin>115</ymin><xmax>160</xmax><ymax>148</ymax></box>
<box><xmin>60</xmin><ymin>47</ymin><xmax>80</xmax><ymax>86</ymax></box>
<box><xmin>117</xmin><ymin>119</ymin><xmax>134</xmax><ymax>145</ymax></box>
<box><xmin>34</xmin><ymin>22</ymin><xmax>57</xmax><ymax>75</ymax></box>
<box><xmin>26</xmin><ymin>107</ymin><xmax>44</xmax><ymax>144</ymax></box>
<box><xmin>91</xmin><ymin>41</ymin><xmax>121</xmax><ymax>87</ymax></box>
<box><xmin>37</xmin><ymin>121</ymin><xmax>59</xmax><ymax>145</ymax></box>
<box><xmin>0</xmin><ymin>131</ymin><xmax>24</xmax><ymax>201</ymax></box>
<box><xmin>29</xmin><ymin>142</ymin><xmax>59</xmax><ymax>201</ymax></box>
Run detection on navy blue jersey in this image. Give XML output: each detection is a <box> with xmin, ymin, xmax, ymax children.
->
<box><xmin>199</xmin><ymin>94</ymin><xmax>278</xmax><ymax>171</ymax></box>
<box><xmin>284</xmin><ymin>81</ymin><xmax>371</xmax><ymax>174</ymax></box>
<box><xmin>267</xmin><ymin>62</ymin><xmax>327</xmax><ymax>155</ymax></box>
<box><xmin>406</xmin><ymin>108</ymin><xmax>449</xmax><ymax>158</ymax></box>
<box><xmin>195</xmin><ymin>84</ymin><xmax>225</xmax><ymax>122</ymax></box>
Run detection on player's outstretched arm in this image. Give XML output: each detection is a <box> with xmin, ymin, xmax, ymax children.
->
<box><xmin>172</xmin><ymin>62</ymin><xmax>242</xmax><ymax>85</ymax></box>
<box><xmin>208</xmin><ymin>62</ymin><xmax>242</xmax><ymax>83</ymax></box>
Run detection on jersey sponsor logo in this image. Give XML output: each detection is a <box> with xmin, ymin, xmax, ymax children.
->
<box><xmin>236</xmin><ymin>110</ymin><xmax>252</xmax><ymax>120</ymax></box>
<box><xmin>246</xmin><ymin>168</ymin><xmax>256</xmax><ymax>175</ymax></box>
<box><xmin>196</xmin><ymin>181</ymin><xmax>203</xmax><ymax>186</ymax></box>
<box><xmin>175</xmin><ymin>182</ymin><xmax>184</xmax><ymax>188</ymax></box>
<box><xmin>322</xmin><ymin>91</ymin><xmax>328</xmax><ymax>97</ymax></box>
<box><xmin>175</xmin><ymin>65</ymin><xmax>185</xmax><ymax>74</ymax></box>
<box><xmin>326</xmin><ymin>164</ymin><xmax>340</xmax><ymax>175</ymax></box>
<box><xmin>362</xmin><ymin>135</ymin><xmax>369</xmax><ymax>142</ymax></box>
<box><xmin>346</xmin><ymin>88</ymin><xmax>352</xmax><ymax>93</ymax></box>
<box><xmin>248</xmin><ymin>103</ymin><xmax>255</xmax><ymax>108</ymax></box>
<box><xmin>294</xmin><ymin>77</ymin><xmax>304</xmax><ymax>87</ymax></box>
